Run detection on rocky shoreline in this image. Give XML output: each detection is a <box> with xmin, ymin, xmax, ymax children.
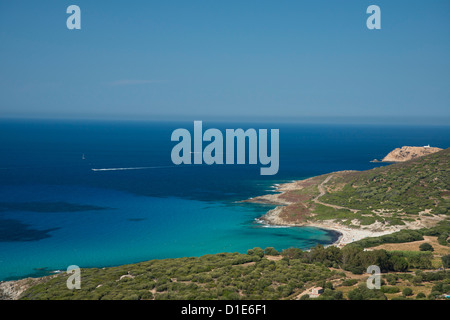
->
<box><xmin>246</xmin><ymin>171</ymin><xmax>424</xmax><ymax>248</ymax></box>
<box><xmin>256</xmin><ymin>204</ymin><xmax>398</xmax><ymax>248</ymax></box>
<box><xmin>0</xmin><ymin>275</ymin><xmax>57</xmax><ymax>300</ymax></box>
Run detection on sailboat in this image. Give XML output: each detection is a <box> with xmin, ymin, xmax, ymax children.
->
<box><xmin>82</xmin><ymin>154</ymin><xmax>86</xmax><ymax>160</ymax></box>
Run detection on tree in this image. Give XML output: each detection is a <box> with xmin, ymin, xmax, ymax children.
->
<box><xmin>442</xmin><ymin>255</ymin><xmax>450</xmax><ymax>269</ymax></box>
<box><xmin>402</xmin><ymin>287</ymin><xmax>413</xmax><ymax>297</ymax></box>
<box><xmin>412</xmin><ymin>276</ymin><xmax>423</xmax><ymax>286</ymax></box>
<box><xmin>324</xmin><ymin>282</ymin><xmax>334</xmax><ymax>290</ymax></box>
<box><xmin>385</xmin><ymin>274</ymin><xmax>398</xmax><ymax>285</ymax></box>
<box><xmin>341</xmin><ymin>246</ymin><xmax>365</xmax><ymax>274</ymax></box>
<box><xmin>347</xmin><ymin>285</ymin><xmax>387</xmax><ymax>300</ymax></box>
<box><xmin>419</xmin><ymin>243</ymin><xmax>434</xmax><ymax>252</ymax></box>
<box><xmin>281</xmin><ymin>248</ymin><xmax>303</xmax><ymax>260</ymax></box>
<box><xmin>416</xmin><ymin>292</ymin><xmax>426</xmax><ymax>299</ymax></box>
<box><xmin>390</xmin><ymin>256</ymin><xmax>409</xmax><ymax>272</ymax></box>
<box><xmin>247</xmin><ymin>247</ymin><xmax>264</xmax><ymax>258</ymax></box>
<box><xmin>264</xmin><ymin>247</ymin><xmax>279</xmax><ymax>256</ymax></box>
<box><xmin>366</xmin><ymin>250</ymin><xmax>391</xmax><ymax>272</ymax></box>
<box><xmin>310</xmin><ymin>245</ymin><xmax>327</xmax><ymax>263</ymax></box>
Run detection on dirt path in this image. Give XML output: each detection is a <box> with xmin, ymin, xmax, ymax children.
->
<box><xmin>312</xmin><ymin>175</ymin><xmax>359</xmax><ymax>213</ymax></box>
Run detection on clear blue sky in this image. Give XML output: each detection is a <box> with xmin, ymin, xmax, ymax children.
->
<box><xmin>0</xmin><ymin>0</ymin><xmax>449</xmax><ymax>124</ymax></box>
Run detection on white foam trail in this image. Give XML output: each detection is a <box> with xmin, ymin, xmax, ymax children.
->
<box><xmin>91</xmin><ymin>166</ymin><xmax>175</xmax><ymax>172</ymax></box>
<box><xmin>261</xmin><ymin>225</ymin><xmax>290</xmax><ymax>228</ymax></box>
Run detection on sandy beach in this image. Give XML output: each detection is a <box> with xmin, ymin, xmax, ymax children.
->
<box><xmin>248</xmin><ymin>171</ymin><xmax>437</xmax><ymax>248</ymax></box>
<box><xmin>257</xmin><ymin>205</ymin><xmax>400</xmax><ymax>248</ymax></box>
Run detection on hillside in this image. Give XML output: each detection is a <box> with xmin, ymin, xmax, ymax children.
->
<box><xmin>1</xmin><ymin>149</ymin><xmax>449</xmax><ymax>301</ymax></box>
<box><xmin>4</xmin><ymin>221</ymin><xmax>449</xmax><ymax>300</ymax></box>
<box><xmin>249</xmin><ymin>148</ymin><xmax>449</xmax><ymax>235</ymax></box>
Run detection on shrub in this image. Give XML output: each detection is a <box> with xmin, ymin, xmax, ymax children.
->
<box><xmin>251</xmin><ymin>247</ymin><xmax>265</xmax><ymax>258</ymax></box>
<box><xmin>380</xmin><ymin>286</ymin><xmax>400</xmax><ymax>294</ymax></box>
<box><xmin>419</xmin><ymin>243</ymin><xmax>434</xmax><ymax>252</ymax></box>
<box><xmin>341</xmin><ymin>279</ymin><xmax>358</xmax><ymax>287</ymax></box>
<box><xmin>264</xmin><ymin>247</ymin><xmax>280</xmax><ymax>256</ymax></box>
<box><xmin>402</xmin><ymin>288</ymin><xmax>413</xmax><ymax>297</ymax></box>
<box><xmin>412</xmin><ymin>276</ymin><xmax>423</xmax><ymax>285</ymax></box>
<box><xmin>347</xmin><ymin>285</ymin><xmax>387</xmax><ymax>300</ymax></box>
<box><xmin>390</xmin><ymin>256</ymin><xmax>409</xmax><ymax>272</ymax></box>
<box><xmin>416</xmin><ymin>292</ymin><xmax>426</xmax><ymax>299</ymax></box>
<box><xmin>437</xmin><ymin>234</ymin><xmax>449</xmax><ymax>246</ymax></box>
<box><xmin>442</xmin><ymin>255</ymin><xmax>450</xmax><ymax>269</ymax></box>
<box><xmin>427</xmin><ymin>291</ymin><xmax>440</xmax><ymax>300</ymax></box>
<box><xmin>281</xmin><ymin>248</ymin><xmax>303</xmax><ymax>260</ymax></box>
<box><xmin>384</xmin><ymin>274</ymin><xmax>398</xmax><ymax>285</ymax></box>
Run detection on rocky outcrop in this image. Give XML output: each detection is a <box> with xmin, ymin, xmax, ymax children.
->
<box><xmin>0</xmin><ymin>275</ymin><xmax>57</xmax><ymax>300</ymax></box>
<box><xmin>381</xmin><ymin>146</ymin><xmax>442</xmax><ymax>162</ymax></box>
<box><xmin>0</xmin><ymin>279</ymin><xmax>31</xmax><ymax>300</ymax></box>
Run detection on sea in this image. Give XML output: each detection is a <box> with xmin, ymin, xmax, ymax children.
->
<box><xmin>0</xmin><ymin>119</ymin><xmax>449</xmax><ymax>281</ymax></box>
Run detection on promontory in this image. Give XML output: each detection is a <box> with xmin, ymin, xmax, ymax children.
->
<box><xmin>381</xmin><ymin>146</ymin><xmax>442</xmax><ymax>162</ymax></box>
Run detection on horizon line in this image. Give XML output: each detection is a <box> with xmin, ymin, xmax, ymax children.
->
<box><xmin>1</xmin><ymin>114</ymin><xmax>450</xmax><ymax>126</ymax></box>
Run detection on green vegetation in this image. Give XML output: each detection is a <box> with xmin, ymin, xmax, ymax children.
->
<box><xmin>429</xmin><ymin>282</ymin><xmax>450</xmax><ymax>299</ymax></box>
<box><xmin>380</xmin><ymin>286</ymin><xmax>400</xmax><ymax>294</ymax></box>
<box><xmin>419</xmin><ymin>243</ymin><xmax>434</xmax><ymax>252</ymax></box>
<box><xmin>281</xmin><ymin>245</ymin><xmax>412</xmax><ymax>274</ymax></box>
<box><xmin>20</xmin><ymin>249</ymin><xmax>341</xmax><ymax>300</ymax></box>
<box><xmin>402</xmin><ymin>287</ymin><xmax>413</xmax><ymax>297</ymax></box>
<box><xmin>341</xmin><ymin>279</ymin><xmax>358</xmax><ymax>287</ymax></box>
<box><xmin>347</xmin><ymin>284</ymin><xmax>387</xmax><ymax>300</ymax></box>
<box><xmin>320</xmin><ymin>149</ymin><xmax>450</xmax><ymax>215</ymax></box>
<box><xmin>350</xmin><ymin>220</ymin><xmax>450</xmax><ymax>249</ymax></box>
<box><xmin>11</xmin><ymin>149</ymin><xmax>450</xmax><ymax>301</ymax></box>
<box><xmin>443</xmin><ymin>255</ymin><xmax>450</xmax><ymax>269</ymax></box>
<box><xmin>263</xmin><ymin>247</ymin><xmax>279</xmax><ymax>256</ymax></box>
<box><xmin>312</xmin><ymin>204</ymin><xmax>357</xmax><ymax>221</ymax></box>
<box><xmin>416</xmin><ymin>292</ymin><xmax>426</xmax><ymax>299</ymax></box>
<box><xmin>18</xmin><ymin>238</ymin><xmax>450</xmax><ymax>300</ymax></box>
<box><xmin>390</xmin><ymin>251</ymin><xmax>433</xmax><ymax>269</ymax></box>
<box><xmin>305</xmin><ymin>150</ymin><xmax>450</xmax><ymax>227</ymax></box>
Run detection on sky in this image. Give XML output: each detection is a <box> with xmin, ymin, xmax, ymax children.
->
<box><xmin>0</xmin><ymin>0</ymin><xmax>449</xmax><ymax>124</ymax></box>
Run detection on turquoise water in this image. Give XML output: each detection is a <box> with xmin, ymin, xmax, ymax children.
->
<box><xmin>0</xmin><ymin>120</ymin><xmax>449</xmax><ymax>280</ymax></box>
<box><xmin>0</xmin><ymin>184</ymin><xmax>335</xmax><ymax>280</ymax></box>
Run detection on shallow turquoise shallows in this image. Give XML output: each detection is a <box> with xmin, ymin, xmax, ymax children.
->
<box><xmin>0</xmin><ymin>184</ymin><xmax>338</xmax><ymax>280</ymax></box>
<box><xmin>0</xmin><ymin>120</ymin><xmax>449</xmax><ymax>280</ymax></box>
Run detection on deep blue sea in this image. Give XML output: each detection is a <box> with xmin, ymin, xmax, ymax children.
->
<box><xmin>0</xmin><ymin>119</ymin><xmax>449</xmax><ymax>281</ymax></box>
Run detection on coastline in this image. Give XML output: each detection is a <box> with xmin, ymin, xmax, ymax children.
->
<box><xmin>255</xmin><ymin>214</ymin><xmax>343</xmax><ymax>247</ymax></box>
<box><xmin>251</xmin><ymin>174</ymin><xmax>405</xmax><ymax>248</ymax></box>
<box><xmin>256</xmin><ymin>205</ymin><xmax>396</xmax><ymax>248</ymax></box>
